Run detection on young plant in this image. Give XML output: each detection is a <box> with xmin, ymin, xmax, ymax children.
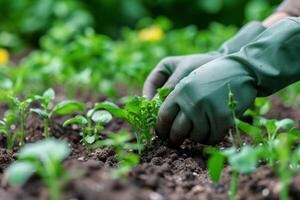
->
<box><xmin>9</xmin><ymin>96</ymin><xmax>32</xmax><ymax>146</ymax></box>
<box><xmin>95</xmin><ymin>131</ymin><xmax>141</xmax><ymax>179</ymax></box>
<box><xmin>227</xmin><ymin>84</ymin><xmax>242</xmax><ymax>147</ymax></box>
<box><xmin>63</xmin><ymin>108</ymin><xmax>112</xmax><ymax>145</ymax></box>
<box><xmin>206</xmin><ymin>145</ymin><xmax>261</xmax><ymax>200</ymax></box>
<box><xmin>30</xmin><ymin>88</ymin><xmax>85</xmax><ymax>138</ymax></box>
<box><xmin>95</xmin><ymin>88</ymin><xmax>170</xmax><ymax>153</ymax></box>
<box><xmin>5</xmin><ymin>138</ymin><xmax>70</xmax><ymax>200</ymax></box>
<box><xmin>0</xmin><ymin>111</ymin><xmax>18</xmax><ymax>150</ymax></box>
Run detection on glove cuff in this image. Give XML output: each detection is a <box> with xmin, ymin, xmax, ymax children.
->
<box><xmin>218</xmin><ymin>21</ymin><xmax>265</xmax><ymax>54</ymax></box>
<box><xmin>229</xmin><ymin>17</ymin><xmax>300</xmax><ymax>96</ymax></box>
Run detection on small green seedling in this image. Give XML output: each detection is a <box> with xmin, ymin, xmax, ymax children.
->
<box><xmin>30</xmin><ymin>88</ymin><xmax>85</xmax><ymax>138</ymax></box>
<box><xmin>5</xmin><ymin>138</ymin><xmax>70</xmax><ymax>200</ymax></box>
<box><xmin>63</xmin><ymin>108</ymin><xmax>112</xmax><ymax>145</ymax></box>
<box><xmin>95</xmin><ymin>131</ymin><xmax>141</xmax><ymax>179</ymax></box>
<box><xmin>206</xmin><ymin>145</ymin><xmax>261</xmax><ymax>200</ymax></box>
<box><xmin>0</xmin><ymin>111</ymin><xmax>18</xmax><ymax>150</ymax></box>
<box><xmin>9</xmin><ymin>96</ymin><xmax>32</xmax><ymax>146</ymax></box>
<box><xmin>95</xmin><ymin>88</ymin><xmax>170</xmax><ymax>153</ymax></box>
<box><xmin>227</xmin><ymin>84</ymin><xmax>242</xmax><ymax>147</ymax></box>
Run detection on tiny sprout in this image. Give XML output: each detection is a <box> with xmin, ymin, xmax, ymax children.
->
<box><xmin>9</xmin><ymin>96</ymin><xmax>32</xmax><ymax>146</ymax></box>
<box><xmin>95</xmin><ymin>87</ymin><xmax>170</xmax><ymax>154</ymax></box>
<box><xmin>95</xmin><ymin>131</ymin><xmax>141</xmax><ymax>179</ymax></box>
<box><xmin>0</xmin><ymin>111</ymin><xmax>18</xmax><ymax>149</ymax></box>
<box><xmin>227</xmin><ymin>84</ymin><xmax>242</xmax><ymax>147</ymax></box>
<box><xmin>63</xmin><ymin>107</ymin><xmax>112</xmax><ymax>145</ymax></box>
<box><xmin>5</xmin><ymin>138</ymin><xmax>70</xmax><ymax>200</ymax></box>
<box><xmin>30</xmin><ymin>88</ymin><xmax>85</xmax><ymax>138</ymax></box>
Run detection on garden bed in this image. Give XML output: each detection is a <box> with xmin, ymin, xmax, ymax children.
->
<box><xmin>0</xmin><ymin>96</ymin><xmax>299</xmax><ymax>200</ymax></box>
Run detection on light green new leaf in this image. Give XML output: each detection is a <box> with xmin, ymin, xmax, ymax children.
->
<box><xmin>52</xmin><ymin>100</ymin><xmax>85</xmax><ymax>116</ymax></box>
<box><xmin>235</xmin><ymin>119</ymin><xmax>264</xmax><ymax>144</ymax></box>
<box><xmin>94</xmin><ymin>102</ymin><xmax>126</xmax><ymax>119</ymax></box>
<box><xmin>30</xmin><ymin>108</ymin><xmax>49</xmax><ymax>119</ymax></box>
<box><xmin>19</xmin><ymin>138</ymin><xmax>70</xmax><ymax>164</ymax></box>
<box><xmin>6</xmin><ymin>161</ymin><xmax>36</xmax><ymax>186</ymax></box>
<box><xmin>92</xmin><ymin>110</ymin><xmax>112</xmax><ymax>124</ymax></box>
<box><xmin>228</xmin><ymin>146</ymin><xmax>258</xmax><ymax>174</ymax></box>
<box><xmin>63</xmin><ymin>115</ymin><xmax>87</xmax><ymax>127</ymax></box>
<box><xmin>84</xmin><ymin>135</ymin><xmax>96</xmax><ymax>144</ymax></box>
<box><xmin>275</xmin><ymin>118</ymin><xmax>295</xmax><ymax>131</ymax></box>
<box><xmin>208</xmin><ymin>151</ymin><xmax>225</xmax><ymax>182</ymax></box>
<box><xmin>43</xmin><ymin>88</ymin><xmax>55</xmax><ymax>101</ymax></box>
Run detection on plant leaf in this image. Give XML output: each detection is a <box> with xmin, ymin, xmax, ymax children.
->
<box><xmin>52</xmin><ymin>100</ymin><xmax>85</xmax><ymax>116</ymax></box>
<box><xmin>84</xmin><ymin>135</ymin><xmax>96</xmax><ymax>144</ymax></box>
<box><xmin>30</xmin><ymin>108</ymin><xmax>49</xmax><ymax>119</ymax></box>
<box><xmin>275</xmin><ymin>118</ymin><xmax>295</xmax><ymax>131</ymax></box>
<box><xmin>228</xmin><ymin>146</ymin><xmax>258</xmax><ymax>174</ymax></box>
<box><xmin>63</xmin><ymin>115</ymin><xmax>87</xmax><ymax>127</ymax></box>
<box><xmin>6</xmin><ymin>161</ymin><xmax>36</xmax><ymax>186</ymax></box>
<box><xmin>19</xmin><ymin>138</ymin><xmax>70</xmax><ymax>164</ymax></box>
<box><xmin>43</xmin><ymin>88</ymin><xmax>55</xmax><ymax>100</ymax></box>
<box><xmin>92</xmin><ymin>110</ymin><xmax>112</xmax><ymax>124</ymax></box>
<box><xmin>208</xmin><ymin>151</ymin><xmax>225</xmax><ymax>182</ymax></box>
<box><xmin>94</xmin><ymin>102</ymin><xmax>126</xmax><ymax>119</ymax></box>
<box><xmin>235</xmin><ymin>119</ymin><xmax>264</xmax><ymax>144</ymax></box>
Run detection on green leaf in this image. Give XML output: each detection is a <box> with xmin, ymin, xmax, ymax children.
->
<box><xmin>84</xmin><ymin>135</ymin><xmax>96</xmax><ymax>144</ymax></box>
<box><xmin>157</xmin><ymin>87</ymin><xmax>170</xmax><ymax>101</ymax></box>
<box><xmin>94</xmin><ymin>102</ymin><xmax>126</xmax><ymax>119</ymax></box>
<box><xmin>228</xmin><ymin>146</ymin><xmax>258</xmax><ymax>174</ymax></box>
<box><xmin>92</xmin><ymin>110</ymin><xmax>112</xmax><ymax>124</ymax></box>
<box><xmin>63</xmin><ymin>115</ymin><xmax>87</xmax><ymax>127</ymax></box>
<box><xmin>235</xmin><ymin>119</ymin><xmax>264</xmax><ymax>144</ymax></box>
<box><xmin>263</xmin><ymin>119</ymin><xmax>277</xmax><ymax>136</ymax></box>
<box><xmin>275</xmin><ymin>118</ymin><xmax>295</xmax><ymax>131</ymax></box>
<box><xmin>208</xmin><ymin>152</ymin><xmax>225</xmax><ymax>182</ymax></box>
<box><xmin>52</xmin><ymin>100</ymin><xmax>85</xmax><ymax>116</ymax></box>
<box><xmin>6</xmin><ymin>161</ymin><xmax>36</xmax><ymax>186</ymax></box>
<box><xmin>30</xmin><ymin>108</ymin><xmax>49</xmax><ymax>119</ymax></box>
<box><xmin>19</xmin><ymin>138</ymin><xmax>70</xmax><ymax>164</ymax></box>
<box><xmin>0</xmin><ymin>120</ymin><xmax>5</xmax><ymax>126</ymax></box>
<box><xmin>4</xmin><ymin>111</ymin><xmax>18</xmax><ymax>124</ymax></box>
<box><xmin>125</xmin><ymin>97</ymin><xmax>141</xmax><ymax>114</ymax></box>
<box><xmin>43</xmin><ymin>88</ymin><xmax>55</xmax><ymax>101</ymax></box>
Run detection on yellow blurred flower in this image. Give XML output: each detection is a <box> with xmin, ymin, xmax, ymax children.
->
<box><xmin>138</xmin><ymin>26</ymin><xmax>164</xmax><ymax>42</ymax></box>
<box><xmin>0</xmin><ymin>48</ymin><xmax>9</xmax><ymax>65</ymax></box>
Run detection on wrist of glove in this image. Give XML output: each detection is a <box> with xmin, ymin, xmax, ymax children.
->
<box><xmin>155</xmin><ymin>17</ymin><xmax>300</xmax><ymax>146</ymax></box>
<box><xmin>143</xmin><ymin>21</ymin><xmax>265</xmax><ymax>99</ymax></box>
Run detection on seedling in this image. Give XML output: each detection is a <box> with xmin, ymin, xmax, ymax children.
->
<box><xmin>5</xmin><ymin>138</ymin><xmax>70</xmax><ymax>200</ymax></box>
<box><xmin>30</xmin><ymin>88</ymin><xmax>85</xmax><ymax>138</ymax></box>
<box><xmin>0</xmin><ymin>111</ymin><xmax>18</xmax><ymax>150</ymax></box>
<box><xmin>95</xmin><ymin>131</ymin><xmax>141</xmax><ymax>179</ymax></box>
<box><xmin>9</xmin><ymin>96</ymin><xmax>32</xmax><ymax>146</ymax></box>
<box><xmin>227</xmin><ymin>84</ymin><xmax>242</xmax><ymax>147</ymax></box>
<box><xmin>95</xmin><ymin>88</ymin><xmax>170</xmax><ymax>153</ymax></box>
<box><xmin>206</xmin><ymin>145</ymin><xmax>261</xmax><ymax>200</ymax></box>
<box><xmin>63</xmin><ymin>108</ymin><xmax>112</xmax><ymax>145</ymax></box>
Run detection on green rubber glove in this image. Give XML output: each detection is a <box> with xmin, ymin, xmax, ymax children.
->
<box><xmin>143</xmin><ymin>21</ymin><xmax>265</xmax><ymax>99</ymax></box>
<box><xmin>155</xmin><ymin>17</ymin><xmax>300</xmax><ymax>146</ymax></box>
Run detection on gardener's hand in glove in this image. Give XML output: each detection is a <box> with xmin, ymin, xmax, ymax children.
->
<box><xmin>143</xmin><ymin>22</ymin><xmax>265</xmax><ymax>99</ymax></box>
<box><xmin>155</xmin><ymin>17</ymin><xmax>300</xmax><ymax>146</ymax></box>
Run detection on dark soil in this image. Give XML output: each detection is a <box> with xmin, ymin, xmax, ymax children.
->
<box><xmin>0</xmin><ymin>95</ymin><xmax>300</xmax><ymax>200</ymax></box>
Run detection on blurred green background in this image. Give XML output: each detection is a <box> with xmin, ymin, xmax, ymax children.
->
<box><xmin>4</xmin><ymin>0</ymin><xmax>297</xmax><ymax>103</ymax></box>
<box><xmin>0</xmin><ymin>0</ymin><xmax>280</xmax><ymax>51</ymax></box>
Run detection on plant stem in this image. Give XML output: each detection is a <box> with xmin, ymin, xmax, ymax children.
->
<box><xmin>232</xmin><ymin>111</ymin><xmax>242</xmax><ymax>147</ymax></box>
<box><xmin>279</xmin><ymin>173</ymin><xmax>290</xmax><ymax>200</ymax></box>
<box><xmin>20</xmin><ymin>109</ymin><xmax>25</xmax><ymax>146</ymax></box>
<box><xmin>229</xmin><ymin>171</ymin><xmax>238</xmax><ymax>200</ymax></box>
<box><xmin>229</xmin><ymin>128</ymin><xmax>236</xmax><ymax>148</ymax></box>
<box><xmin>44</xmin><ymin>118</ymin><xmax>49</xmax><ymax>138</ymax></box>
